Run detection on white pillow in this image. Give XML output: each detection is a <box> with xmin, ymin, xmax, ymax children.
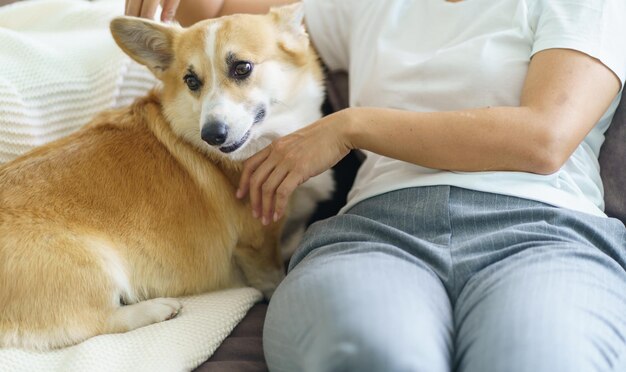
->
<box><xmin>0</xmin><ymin>0</ymin><xmax>158</xmax><ymax>163</ymax></box>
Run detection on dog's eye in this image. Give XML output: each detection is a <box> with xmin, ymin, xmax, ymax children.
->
<box><xmin>183</xmin><ymin>74</ymin><xmax>202</xmax><ymax>91</ymax></box>
<box><xmin>231</xmin><ymin>62</ymin><xmax>253</xmax><ymax>79</ymax></box>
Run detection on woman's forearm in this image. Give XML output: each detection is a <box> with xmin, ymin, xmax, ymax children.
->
<box><xmin>342</xmin><ymin>106</ymin><xmax>568</xmax><ymax>175</ymax></box>
<box><xmin>176</xmin><ymin>0</ymin><xmax>299</xmax><ymax>26</ymax></box>
<box><xmin>341</xmin><ymin>49</ymin><xmax>618</xmax><ymax>176</ymax></box>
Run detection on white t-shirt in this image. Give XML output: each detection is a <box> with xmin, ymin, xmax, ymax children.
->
<box><xmin>303</xmin><ymin>0</ymin><xmax>626</xmax><ymax>216</ymax></box>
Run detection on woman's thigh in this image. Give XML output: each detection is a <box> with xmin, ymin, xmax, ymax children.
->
<box><xmin>454</xmin><ymin>242</ymin><xmax>626</xmax><ymax>372</ymax></box>
<box><xmin>446</xmin><ymin>187</ymin><xmax>626</xmax><ymax>372</ymax></box>
<box><xmin>263</xmin><ymin>229</ymin><xmax>453</xmax><ymax>372</ymax></box>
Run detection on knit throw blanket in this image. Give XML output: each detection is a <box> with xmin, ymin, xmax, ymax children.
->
<box><xmin>0</xmin><ymin>1</ymin><xmax>262</xmax><ymax>371</ymax></box>
<box><xmin>0</xmin><ymin>0</ymin><xmax>157</xmax><ymax>162</ymax></box>
<box><xmin>0</xmin><ymin>288</ymin><xmax>262</xmax><ymax>372</ymax></box>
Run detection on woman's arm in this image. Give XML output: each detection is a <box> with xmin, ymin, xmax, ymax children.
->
<box><xmin>347</xmin><ymin>49</ymin><xmax>620</xmax><ymax>175</ymax></box>
<box><xmin>178</xmin><ymin>0</ymin><xmax>298</xmax><ymax>26</ymax></box>
<box><xmin>237</xmin><ymin>48</ymin><xmax>621</xmax><ymax>225</ymax></box>
<box><xmin>125</xmin><ymin>0</ymin><xmax>298</xmax><ymax>25</ymax></box>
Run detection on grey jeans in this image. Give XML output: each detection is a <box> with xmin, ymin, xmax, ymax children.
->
<box><xmin>263</xmin><ymin>186</ymin><xmax>626</xmax><ymax>372</ymax></box>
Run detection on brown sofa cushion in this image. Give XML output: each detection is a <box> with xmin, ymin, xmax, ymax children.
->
<box><xmin>599</xmin><ymin>92</ymin><xmax>626</xmax><ymax>223</ymax></box>
<box><xmin>194</xmin><ymin>303</ymin><xmax>269</xmax><ymax>372</ymax></box>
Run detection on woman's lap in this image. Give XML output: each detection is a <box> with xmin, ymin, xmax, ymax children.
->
<box><xmin>264</xmin><ymin>186</ymin><xmax>626</xmax><ymax>372</ymax></box>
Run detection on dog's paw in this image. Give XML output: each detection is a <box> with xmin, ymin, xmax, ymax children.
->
<box><xmin>144</xmin><ymin>297</ymin><xmax>182</xmax><ymax>322</ymax></box>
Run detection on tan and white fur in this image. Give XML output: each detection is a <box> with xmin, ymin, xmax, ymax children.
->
<box><xmin>0</xmin><ymin>4</ymin><xmax>332</xmax><ymax>350</ymax></box>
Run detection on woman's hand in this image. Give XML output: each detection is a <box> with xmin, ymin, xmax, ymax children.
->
<box><xmin>125</xmin><ymin>0</ymin><xmax>181</xmax><ymax>22</ymax></box>
<box><xmin>124</xmin><ymin>0</ymin><xmax>296</xmax><ymax>26</ymax></box>
<box><xmin>237</xmin><ymin>110</ymin><xmax>354</xmax><ymax>225</ymax></box>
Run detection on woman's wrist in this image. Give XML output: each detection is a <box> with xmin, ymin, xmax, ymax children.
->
<box><xmin>336</xmin><ymin>107</ymin><xmax>360</xmax><ymax>151</ymax></box>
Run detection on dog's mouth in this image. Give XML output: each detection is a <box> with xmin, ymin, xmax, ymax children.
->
<box><xmin>219</xmin><ymin>130</ymin><xmax>251</xmax><ymax>154</ymax></box>
<box><xmin>217</xmin><ymin>106</ymin><xmax>266</xmax><ymax>154</ymax></box>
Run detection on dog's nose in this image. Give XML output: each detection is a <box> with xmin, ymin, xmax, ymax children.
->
<box><xmin>201</xmin><ymin>121</ymin><xmax>229</xmax><ymax>146</ymax></box>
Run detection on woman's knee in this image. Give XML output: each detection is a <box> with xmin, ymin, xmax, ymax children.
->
<box><xmin>263</xmin><ymin>244</ymin><xmax>452</xmax><ymax>372</ymax></box>
<box><xmin>265</xmin><ymin>292</ymin><xmax>439</xmax><ymax>372</ymax></box>
<box><xmin>301</xmin><ymin>329</ymin><xmax>425</xmax><ymax>372</ymax></box>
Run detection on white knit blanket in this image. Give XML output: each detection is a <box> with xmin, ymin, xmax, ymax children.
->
<box><xmin>0</xmin><ymin>1</ymin><xmax>263</xmax><ymax>371</ymax></box>
<box><xmin>0</xmin><ymin>0</ymin><xmax>157</xmax><ymax>162</ymax></box>
<box><xmin>0</xmin><ymin>288</ymin><xmax>263</xmax><ymax>372</ymax></box>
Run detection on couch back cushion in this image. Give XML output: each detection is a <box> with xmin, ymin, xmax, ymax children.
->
<box><xmin>599</xmin><ymin>92</ymin><xmax>626</xmax><ymax>223</ymax></box>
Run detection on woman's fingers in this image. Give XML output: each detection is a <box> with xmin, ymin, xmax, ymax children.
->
<box><xmin>245</xmin><ymin>150</ymin><xmax>278</xmax><ymax>219</ymax></box>
<box><xmin>238</xmin><ymin>143</ymin><xmax>301</xmax><ymax>225</ymax></box>
<box><xmin>125</xmin><ymin>0</ymin><xmax>179</xmax><ymax>21</ymax></box>
<box><xmin>238</xmin><ymin>112</ymin><xmax>352</xmax><ymax>226</ymax></box>
<box><xmin>249</xmin><ymin>161</ymin><xmax>277</xmax><ymax>219</ymax></box>
<box><xmin>161</xmin><ymin>0</ymin><xmax>181</xmax><ymax>21</ymax></box>
<box><xmin>273</xmin><ymin>172</ymin><xmax>302</xmax><ymax>222</ymax></box>
<box><xmin>125</xmin><ymin>0</ymin><xmax>143</xmax><ymax>17</ymax></box>
<box><xmin>260</xmin><ymin>166</ymin><xmax>289</xmax><ymax>225</ymax></box>
<box><xmin>238</xmin><ymin>147</ymin><xmax>271</xmax><ymax>200</ymax></box>
<box><xmin>139</xmin><ymin>0</ymin><xmax>159</xmax><ymax>19</ymax></box>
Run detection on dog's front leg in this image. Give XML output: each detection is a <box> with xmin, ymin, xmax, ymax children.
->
<box><xmin>233</xmin><ymin>230</ymin><xmax>285</xmax><ymax>299</ymax></box>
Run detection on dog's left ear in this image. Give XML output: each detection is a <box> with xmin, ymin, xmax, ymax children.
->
<box><xmin>270</xmin><ymin>3</ymin><xmax>309</xmax><ymax>56</ymax></box>
<box><xmin>110</xmin><ymin>16</ymin><xmax>178</xmax><ymax>78</ymax></box>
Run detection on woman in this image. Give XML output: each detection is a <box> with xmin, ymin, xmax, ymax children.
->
<box><xmin>128</xmin><ymin>1</ymin><xmax>626</xmax><ymax>371</ymax></box>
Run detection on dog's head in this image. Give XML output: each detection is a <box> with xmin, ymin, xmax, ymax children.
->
<box><xmin>110</xmin><ymin>5</ymin><xmax>323</xmax><ymax>161</ymax></box>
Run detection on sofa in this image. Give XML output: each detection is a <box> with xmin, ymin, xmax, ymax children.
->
<box><xmin>1</xmin><ymin>1</ymin><xmax>623</xmax><ymax>368</ymax></box>
<box><xmin>193</xmin><ymin>71</ymin><xmax>626</xmax><ymax>371</ymax></box>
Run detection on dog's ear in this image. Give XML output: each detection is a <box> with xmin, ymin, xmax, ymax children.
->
<box><xmin>270</xmin><ymin>3</ymin><xmax>309</xmax><ymax>56</ymax></box>
<box><xmin>110</xmin><ymin>16</ymin><xmax>177</xmax><ymax>77</ymax></box>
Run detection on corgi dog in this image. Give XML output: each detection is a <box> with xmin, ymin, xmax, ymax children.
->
<box><xmin>0</xmin><ymin>4</ymin><xmax>332</xmax><ymax>350</ymax></box>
